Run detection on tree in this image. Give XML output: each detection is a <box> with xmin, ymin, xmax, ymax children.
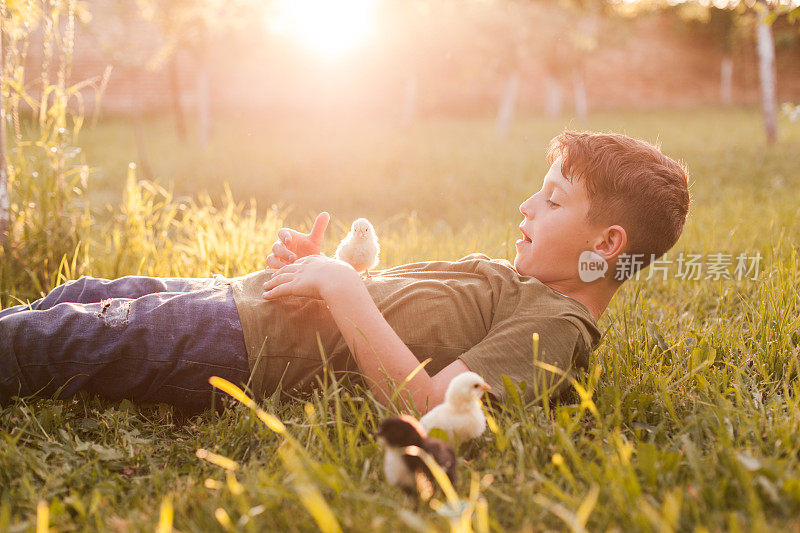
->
<box><xmin>691</xmin><ymin>5</ymin><xmax>750</xmax><ymax>105</ymax></box>
<box><xmin>743</xmin><ymin>0</ymin><xmax>797</xmax><ymax>144</ymax></box>
<box><xmin>484</xmin><ymin>1</ymin><xmax>538</xmax><ymax>136</ymax></box>
<box><xmin>671</xmin><ymin>3</ymin><xmax>754</xmax><ymax>106</ymax></box>
<box><xmin>619</xmin><ymin>0</ymin><xmax>795</xmax><ymax>144</ymax></box>
<box><xmin>82</xmin><ymin>1</ymin><xmax>159</xmax><ymax>176</ymax></box>
<box><xmin>762</xmin><ymin>2</ymin><xmax>800</xmax><ymax>140</ymax></box>
<box><xmin>1</xmin><ymin>8</ymin><xmax>8</xmax><ymax>251</ymax></box>
<box><xmin>534</xmin><ymin>0</ymin><xmax>615</xmax><ymax>121</ymax></box>
<box><xmin>710</xmin><ymin>7</ymin><xmax>750</xmax><ymax>105</ymax></box>
<box><xmin>756</xmin><ymin>1</ymin><xmax>778</xmax><ymax>143</ymax></box>
<box><xmin>137</xmin><ymin>0</ymin><xmax>257</xmax><ymax>148</ymax></box>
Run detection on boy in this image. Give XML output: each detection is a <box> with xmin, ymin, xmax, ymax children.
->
<box><xmin>0</xmin><ymin>131</ymin><xmax>690</xmax><ymax>414</ymax></box>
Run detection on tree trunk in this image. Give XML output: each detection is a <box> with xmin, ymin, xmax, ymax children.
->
<box><xmin>544</xmin><ymin>75</ymin><xmax>562</xmax><ymax>117</ymax></box>
<box><xmin>133</xmin><ymin>76</ymin><xmax>154</xmax><ymax>179</ymax></box>
<box><xmin>756</xmin><ymin>10</ymin><xmax>777</xmax><ymax>144</ymax></box>
<box><xmin>196</xmin><ymin>59</ymin><xmax>210</xmax><ymax>148</ymax></box>
<box><xmin>169</xmin><ymin>55</ymin><xmax>187</xmax><ymax>142</ymax></box>
<box><xmin>572</xmin><ymin>69</ymin><xmax>588</xmax><ymax>121</ymax></box>
<box><xmin>400</xmin><ymin>76</ymin><xmax>417</xmax><ymax>127</ymax></box>
<box><xmin>0</xmin><ymin>18</ymin><xmax>9</xmax><ymax>251</ymax></box>
<box><xmin>496</xmin><ymin>72</ymin><xmax>519</xmax><ymax>138</ymax></box>
<box><xmin>720</xmin><ymin>55</ymin><xmax>733</xmax><ymax>106</ymax></box>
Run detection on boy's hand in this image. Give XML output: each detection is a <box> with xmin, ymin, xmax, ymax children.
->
<box><xmin>262</xmin><ymin>255</ymin><xmax>360</xmax><ymax>301</ymax></box>
<box><xmin>267</xmin><ymin>212</ymin><xmax>330</xmax><ymax>268</ymax></box>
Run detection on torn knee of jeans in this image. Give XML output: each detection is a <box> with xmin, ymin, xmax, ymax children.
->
<box><xmin>97</xmin><ymin>299</ymin><xmax>132</xmax><ymax>327</ymax></box>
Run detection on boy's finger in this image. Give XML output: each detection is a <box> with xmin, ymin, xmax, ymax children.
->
<box><xmin>262</xmin><ymin>277</ymin><xmax>295</xmax><ymax>299</ymax></box>
<box><xmin>266</xmin><ymin>254</ymin><xmax>290</xmax><ymax>269</ymax></box>
<box><xmin>272</xmin><ymin>262</ymin><xmax>300</xmax><ymax>276</ymax></box>
<box><xmin>277</xmin><ymin>228</ymin><xmax>303</xmax><ymax>245</ymax></box>
<box><xmin>262</xmin><ymin>272</ymin><xmax>292</xmax><ymax>292</ymax></box>
<box><xmin>262</xmin><ymin>286</ymin><xmax>286</xmax><ymax>300</ymax></box>
<box><xmin>308</xmin><ymin>212</ymin><xmax>330</xmax><ymax>244</ymax></box>
<box><xmin>271</xmin><ymin>240</ymin><xmax>296</xmax><ymax>262</ymax></box>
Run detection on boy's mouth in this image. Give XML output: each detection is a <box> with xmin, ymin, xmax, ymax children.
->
<box><xmin>516</xmin><ymin>226</ymin><xmax>533</xmax><ymax>246</ymax></box>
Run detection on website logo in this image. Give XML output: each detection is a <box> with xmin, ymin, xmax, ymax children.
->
<box><xmin>578</xmin><ymin>250</ymin><xmax>608</xmax><ymax>282</ymax></box>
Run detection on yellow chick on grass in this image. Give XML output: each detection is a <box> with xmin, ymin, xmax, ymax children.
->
<box><xmin>334</xmin><ymin>218</ymin><xmax>380</xmax><ymax>278</ymax></box>
<box><xmin>419</xmin><ymin>372</ymin><xmax>491</xmax><ymax>442</ymax></box>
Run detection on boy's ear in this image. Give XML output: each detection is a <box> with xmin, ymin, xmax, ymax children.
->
<box><xmin>593</xmin><ymin>225</ymin><xmax>627</xmax><ymax>261</ymax></box>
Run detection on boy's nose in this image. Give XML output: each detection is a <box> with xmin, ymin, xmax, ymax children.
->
<box><xmin>519</xmin><ymin>197</ymin><xmax>534</xmax><ymax>218</ymax></box>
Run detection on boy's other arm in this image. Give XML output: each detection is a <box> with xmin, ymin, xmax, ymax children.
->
<box><xmin>323</xmin><ymin>277</ymin><xmax>469</xmax><ymax>412</ymax></box>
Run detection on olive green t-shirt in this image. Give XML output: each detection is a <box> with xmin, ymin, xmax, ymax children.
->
<box><xmin>229</xmin><ymin>253</ymin><xmax>601</xmax><ymax>404</ymax></box>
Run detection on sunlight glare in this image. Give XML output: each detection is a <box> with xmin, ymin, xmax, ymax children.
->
<box><xmin>268</xmin><ymin>0</ymin><xmax>377</xmax><ymax>61</ymax></box>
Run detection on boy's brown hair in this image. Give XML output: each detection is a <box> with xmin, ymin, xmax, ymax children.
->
<box><xmin>548</xmin><ymin>131</ymin><xmax>690</xmax><ymax>278</ymax></box>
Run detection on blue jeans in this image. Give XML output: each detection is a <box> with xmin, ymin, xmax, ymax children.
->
<box><xmin>0</xmin><ymin>275</ymin><xmax>251</xmax><ymax>413</ymax></box>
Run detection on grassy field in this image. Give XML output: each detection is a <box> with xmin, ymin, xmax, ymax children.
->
<box><xmin>2</xmin><ymin>108</ymin><xmax>800</xmax><ymax>531</ymax></box>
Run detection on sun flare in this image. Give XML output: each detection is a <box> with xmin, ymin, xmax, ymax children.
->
<box><xmin>267</xmin><ymin>0</ymin><xmax>377</xmax><ymax>61</ymax></box>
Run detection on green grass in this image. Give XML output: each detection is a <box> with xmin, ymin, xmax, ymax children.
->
<box><xmin>2</xmin><ymin>108</ymin><xmax>800</xmax><ymax>531</ymax></box>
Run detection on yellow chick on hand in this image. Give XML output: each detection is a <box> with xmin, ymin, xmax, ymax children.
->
<box><xmin>334</xmin><ymin>218</ymin><xmax>380</xmax><ymax>278</ymax></box>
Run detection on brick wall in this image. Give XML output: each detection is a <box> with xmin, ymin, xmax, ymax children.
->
<box><xmin>18</xmin><ymin>3</ymin><xmax>800</xmax><ymax>117</ymax></box>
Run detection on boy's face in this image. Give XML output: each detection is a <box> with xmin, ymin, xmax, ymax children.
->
<box><xmin>514</xmin><ymin>159</ymin><xmax>603</xmax><ymax>283</ymax></box>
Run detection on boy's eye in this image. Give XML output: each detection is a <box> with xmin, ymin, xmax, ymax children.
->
<box><xmin>546</xmin><ymin>199</ymin><xmax>560</xmax><ymax>208</ymax></box>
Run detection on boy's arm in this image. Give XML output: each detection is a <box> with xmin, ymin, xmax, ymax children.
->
<box><xmin>323</xmin><ymin>276</ymin><xmax>469</xmax><ymax>412</ymax></box>
<box><xmin>261</xmin><ymin>254</ymin><xmax>468</xmax><ymax>412</ymax></box>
